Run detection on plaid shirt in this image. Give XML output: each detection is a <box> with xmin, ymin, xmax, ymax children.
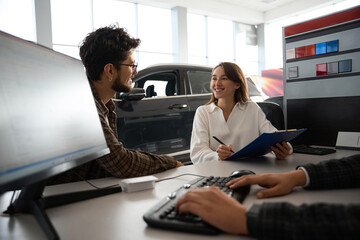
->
<box><xmin>48</xmin><ymin>82</ymin><xmax>177</xmax><ymax>184</ymax></box>
<box><xmin>247</xmin><ymin>154</ymin><xmax>360</xmax><ymax>240</ymax></box>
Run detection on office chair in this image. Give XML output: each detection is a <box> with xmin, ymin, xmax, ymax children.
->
<box><xmin>257</xmin><ymin>102</ymin><xmax>285</xmax><ymax>130</ymax></box>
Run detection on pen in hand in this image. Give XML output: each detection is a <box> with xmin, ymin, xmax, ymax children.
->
<box><xmin>212</xmin><ymin>136</ymin><xmax>235</xmax><ymax>153</ymax></box>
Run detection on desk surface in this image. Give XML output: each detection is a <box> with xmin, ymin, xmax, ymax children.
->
<box><xmin>1</xmin><ymin>150</ymin><xmax>360</xmax><ymax>240</ymax></box>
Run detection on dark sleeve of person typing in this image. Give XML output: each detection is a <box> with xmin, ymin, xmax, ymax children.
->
<box><xmin>246</xmin><ymin>154</ymin><xmax>360</xmax><ymax>239</ymax></box>
<box><xmin>247</xmin><ymin>202</ymin><xmax>360</xmax><ymax>240</ymax></box>
<box><xmin>301</xmin><ymin>154</ymin><xmax>360</xmax><ymax>190</ymax></box>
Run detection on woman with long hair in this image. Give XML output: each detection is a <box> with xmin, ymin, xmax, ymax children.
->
<box><xmin>190</xmin><ymin>62</ymin><xmax>291</xmax><ymax>164</ymax></box>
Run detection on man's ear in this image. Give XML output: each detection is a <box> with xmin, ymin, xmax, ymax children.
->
<box><xmin>103</xmin><ymin>63</ymin><xmax>115</xmax><ymax>79</ymax></box>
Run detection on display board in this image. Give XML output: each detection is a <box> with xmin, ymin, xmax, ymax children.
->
<box><xmin>283</xmin><ymin>6</ymin><xmax>360</xmax><ymax>146</ymax></box>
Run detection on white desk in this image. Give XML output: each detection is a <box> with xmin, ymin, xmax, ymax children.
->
<box><xmin>1</xmin><ymin>150</ymin><xmax>360</xmax><ymax>240</ymax></box>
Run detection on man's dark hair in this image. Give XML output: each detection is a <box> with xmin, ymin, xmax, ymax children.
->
<box><xmin>79</xmin><ymin>24</ymin><xmax>141</xmax><ymax>81</ymax></box>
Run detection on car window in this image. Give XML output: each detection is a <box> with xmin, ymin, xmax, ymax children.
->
<box><xmin>135</xmin><ymin>72</ymin><xmax>177</xmax><ymax>98</ymax></box>
<box><xmin>187</xmin><ymin>70</ymin><xmax>212</xmax><ymax>94</ymax></box>
<box><xmin>143</xmin><ymin>80</ymin><xmax>167</xmax><ymax>96</ymax></box>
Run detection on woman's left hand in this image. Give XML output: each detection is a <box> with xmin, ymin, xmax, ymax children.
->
<box><xmin>271</xmin><ymin>141</ymin><xmax>291</xmax><ymax>160</ymax></box>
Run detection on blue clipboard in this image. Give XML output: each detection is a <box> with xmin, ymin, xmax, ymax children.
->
<box><xmin>226</xmin><ymin>128</ymin><xmax>307</xmax><ymax>160</ymax></box>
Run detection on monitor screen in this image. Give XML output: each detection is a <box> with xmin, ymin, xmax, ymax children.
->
<box><xmin>287</xmin><ymin>96</ymin><xmax>360</xmax><ymax>146</ymax></box>
<box><xmin>0</xmin><ymin>31</ymin><xmax>109</xmax><ymax>193</ymax></box>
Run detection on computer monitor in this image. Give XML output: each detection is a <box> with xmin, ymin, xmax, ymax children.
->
<box><xmin>287</xmin><ymin>96</ymin><xmax>360</xmax><ymax>146</ymax></box>
<box><xmin>0</xmin><ymin>31</ymin><xmax>118</xmax><ymax>239</ymax></box>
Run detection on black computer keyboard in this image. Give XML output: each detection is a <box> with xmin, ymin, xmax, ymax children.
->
<box><xmin>143</xmin><ymin>176</ymin><xmax>251</xmax><ymax>235</ymax></box>
<box><xmin>293</xmin><ymin>145</ymin><xmax>336</xmax><ymax>155</ymax></box>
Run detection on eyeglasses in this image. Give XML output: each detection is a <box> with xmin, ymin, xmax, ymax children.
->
<box><xmin>119</xmin><ymin>63</ymin><xmax>138</xmax><ymax>71</ymax></box>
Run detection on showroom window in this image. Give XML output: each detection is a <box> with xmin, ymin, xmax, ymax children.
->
<box><xmin>137</xmin><ymin>5</ymin><xmax>173</xmax><ymax>69</ymax></box>
<box><xmin>93</xmin><ymin>0</ymin><xmax>136</xmax><ymax>36</ymax></box>
<box><xmin>234</xmin><ymin>22</ymin><xmax>258</xmax><ymax>76</ymax></box>
<box><xmin>0</xmin><ymin>0</ymin><xmax>36</xmax><ymax>42</ymax></box>
<box><xmin>207</xmin><ymin>16</ymin><xmax>234</xmax><ymax>66</ymax></box>
<box><xmin>187</xmin><ymin>13</ymin><xmax>259</xmax><ymax>75</ymax></box>
<box><xmin>187</xmin><ymin>13</ymin><xmax>207</xmax><ymax>65</ymax></box>
<box><xmin>51</xmin><ymin>0</ymin><xmax>173</xmax><ymax>67</ymax></box>
<box><xmin>51</xmin><ymin>0</ymin><xmax>92</xmax><ymax>59</ymax></box>
<box><xmin>51</xmin><ymin>0</ymin><xmax>137</xmax><ymax>59</ymax></box>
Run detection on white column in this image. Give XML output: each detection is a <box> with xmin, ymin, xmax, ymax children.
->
<box><xmin>171</xmin><ymin>6</ymin><xmax>188</xmax><ymax>63</ymax></box>
<box><xmin>257</xmin><ymin>23</ymin><xmax>265</xmax><ymax>85</ymax></box>
<box><xmin>34</xmin><ymin>0</ymin><xmax>52</xmax><ymax>48</ymax></box>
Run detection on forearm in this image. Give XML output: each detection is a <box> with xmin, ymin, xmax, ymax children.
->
<box><xmin>190</xmin><ymin>108</ymin><xmax>220</xmax><ymax>164</ymax></box>
<box><xmin>247</xmin><ymin>202</ymin><xmax>360</xmax><ymax>240</ymax></box>
<box><xmin>98</xmin><ymin>140</ymin><xmax>178</xmax><ymax>178</ymax></box>
<box><xmin>190</xmin><ymin>132</ymin><xmax>218</xmax><ymax>164</ymax></box>
<box><xmin>190</xmin><ymin>145</ymin><xmax>218</xmax><ymax>164</ymax></box>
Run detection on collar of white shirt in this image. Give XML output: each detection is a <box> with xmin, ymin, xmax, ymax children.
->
<box><xmin>207</xmin><ymin>101</ymin><xmax>246</xmax><ymax>113</ymax></box>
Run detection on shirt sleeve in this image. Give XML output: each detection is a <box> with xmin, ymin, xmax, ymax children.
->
<box><xmin>301</xmin><ymin>154</ymin><xmax>360</xmax><ymax>190</ymax></box>
<box><xmin>247</xmin><ymin>154</ymin><xmax>360</xmax><ymax>239</ymax></box>
<box><xmin>297</xmin><ymin>167</ymin><xmax>310</xmax><ymax>187</ymax></box>
<box><xmin>190</xmin><ymin>107</ymin><xmax>218</xmax><ymax>164</ymax></box>
<box><xmin>247</xmin><ymin>202</ymin><xmax>360</xmax><ymax>240</ymax></box>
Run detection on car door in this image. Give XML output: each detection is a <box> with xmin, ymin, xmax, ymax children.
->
<box><xmin>115</xmin><ymin>70</ymin><xmax>191</xmax><ymax>155</ymax></box>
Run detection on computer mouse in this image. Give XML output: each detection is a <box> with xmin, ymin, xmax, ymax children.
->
<box><xmin>229</xmin><ymin>169</ymin><xmax>255</xmax><ymax>178</ymax></box>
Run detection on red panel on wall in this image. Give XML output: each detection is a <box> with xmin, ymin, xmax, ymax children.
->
<box><xmin>305</xmin><ymin>44</ymin><xmax>316</xmax><ymax>57</ymax></box>
<box><xmin>295</xmin><ymin>46</ymin><xmax>306</xmax><ymax>58</ymax></box>
<box><xmin>285</xmin><ymin>6</ymin><xmax>360</xmax><ymax>37</ymax></box>
<box><xmin>316</xmin><ymin>63</ymin><xmax>327</xmax><ymax>76</ymax></box>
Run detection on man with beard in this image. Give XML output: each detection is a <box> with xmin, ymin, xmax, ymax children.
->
<box><xmin>48</xmin><ymin>25</ymin><xmax>183</xmax><ymax>184</ymax></box>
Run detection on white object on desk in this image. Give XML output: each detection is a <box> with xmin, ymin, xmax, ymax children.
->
<box><xmin>120</xmin><ymin>175</ymin><xmax>158</xmax><ymax>192</ymax></box>
<box><xmin>336</xmin><ymin>132</ymin><xmax>360</xmax><ymax>151</ymax></box>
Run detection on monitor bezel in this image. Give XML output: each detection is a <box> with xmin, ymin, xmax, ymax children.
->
<box><xmin>0</xmin><ymin>148</ymin><xmax>110</xmax><ymax>194</ymax></box>
<box><xmin>0</xmin><ymin>30</ymin><xmax>114</xmax><ymax>240</ymax></box>
<box><xmin>0</xmin><ymin>30</ymin><xmax>111</xmax><ymax>193</ymax></box>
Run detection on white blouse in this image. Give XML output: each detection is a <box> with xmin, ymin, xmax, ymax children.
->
<box><xmin>190</xmin><ymin>101</ymin><xmax>277</xmax><ymax>164</ymax></box>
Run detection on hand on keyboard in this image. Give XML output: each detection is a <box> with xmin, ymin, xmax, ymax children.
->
<box><xmin>143</xmin><ymin>176</ymin><xmax>251</xmax><ymax>235</ymax></box>
<box><xmin>175</xmin><ymin>186</ymin><xmax>249</xmax><ymax>235</ymax></box>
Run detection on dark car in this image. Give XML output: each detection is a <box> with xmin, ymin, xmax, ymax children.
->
<box><xmin>114</xmin><ymin>64</ymin><xmax>282</xmax><ymax>164</ymax></box>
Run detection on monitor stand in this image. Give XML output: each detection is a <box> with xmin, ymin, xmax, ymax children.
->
<box><xmin>4</xmin><ymin>181</ymin><xmax>122</xmax><ymax>240</ymax></box>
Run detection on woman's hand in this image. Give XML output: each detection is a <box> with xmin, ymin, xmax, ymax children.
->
<box><xmin>271</xmin><ymin>141</ymin><xmax>291</xmax><ymax>160</ymax></box>
<box><xmin>175</xmin><ymin>186</ymin><xmax>248</xmax><ymax>235</ymax></box>
<box><xmin>216</xmin><ymin>144</ymin><xmax>233</xmax><ymax>160</ymax></box>
<box><xmin>226</xmin><ymin>170</ymin><xmax>307</xmax><ymax>199</ymax></box>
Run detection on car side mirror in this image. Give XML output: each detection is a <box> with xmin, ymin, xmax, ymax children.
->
<box><xmin>116</xmin><ymin>88</ymin><xmax>145</xmax><ymax>101</ymax></box>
